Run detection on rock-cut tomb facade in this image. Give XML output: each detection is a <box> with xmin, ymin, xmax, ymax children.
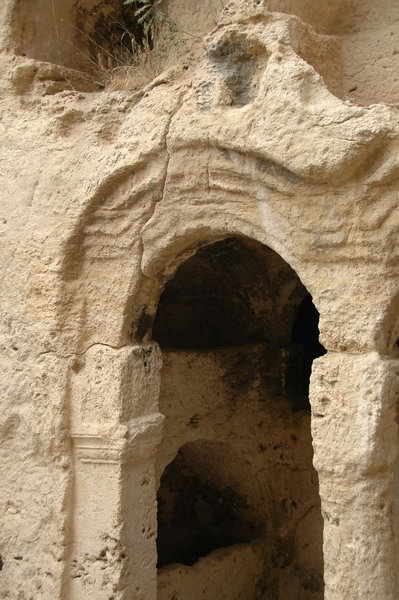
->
<box><xmin>1</xmin><ymin>1</ymin><xmax>399</xmax><ymax>599</ymax></box>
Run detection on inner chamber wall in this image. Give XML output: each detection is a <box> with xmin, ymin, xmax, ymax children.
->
<box><xmin>152</xmin><ymin>236</ymin><xmax>325</xmax><ymax>600</ymax></box>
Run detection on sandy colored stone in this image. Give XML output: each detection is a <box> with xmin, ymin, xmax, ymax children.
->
<box><xmin>0</xmin><ymin>1</ymin><xmax>399</xmax><ymax>599</ymax></box>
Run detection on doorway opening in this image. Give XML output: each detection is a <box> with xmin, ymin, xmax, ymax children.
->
<box><xmin>153</xmin><ymin>236</ymin><xmax>325</xmax><ymax>599</ymax></box>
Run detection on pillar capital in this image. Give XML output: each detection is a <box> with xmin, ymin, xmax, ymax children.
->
<box><xmin>72</xmin><ymin>412</ymin><xmax>165</xmax><ymax>465</ymax></box>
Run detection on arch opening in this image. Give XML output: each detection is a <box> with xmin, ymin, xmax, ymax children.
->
<box><xmin>153</xmin><ymin>237</ymin><xmax>309</xmax><ymax>350</ymax></box>
<box><xmin>153</xmin><ymin>236</ymin><xmax>325</xmax><ymax>599</ymax></box>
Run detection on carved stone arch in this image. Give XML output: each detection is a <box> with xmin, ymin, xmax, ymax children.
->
<box><xmin>137</xmin><ymin>222</ymin><xmax>320</xmax><ymax>342</ymax></box>
<box><xmin>57</xmin><ymin>152</ymin><xmax>169</xmax><ymax>353</ymax></box>
<box><xmin>57</xmin><ymin>145</ymin><xmax>324</xmax><ymax>353</ymax></box>
<box><xmin>137</xmin><ymin>145</ymin><xmax>323</xmax><ymax>342</ymax></box>
<box><xmin>62</xmin><ymin>145</ymin><xmax>332</xmax><ymax>600</ymax></box>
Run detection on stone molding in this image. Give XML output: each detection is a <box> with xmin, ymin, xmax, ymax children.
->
<box><xmin>72</xmin><ymin>413</ymin><xmax>165</xmax><ymax>465</ymax></box>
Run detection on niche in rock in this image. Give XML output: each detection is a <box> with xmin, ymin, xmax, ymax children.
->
<box><xmin>153</xmin><ymin>236</ymin><xmax>325</xmax><ymax>599</ymax></box>
<box><xmin>157</xmin><ymin>440</ymin><xmax>262</xmax><ymax>569</ymax></box>
<box><xmin>10</xmin><ymin>0</ymin><xmax>150</xmax><ymax>76</ymax></box>
<box><xmin>152</xmin><ymin>237</ymin><xmax>326</xmax><ymax>397</ymax></box>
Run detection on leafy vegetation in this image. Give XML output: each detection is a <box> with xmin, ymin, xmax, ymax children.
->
<box><xmin>123</xmin><ymin>0</ymin><xmax>164</xmax><ymax>38</ymax></box>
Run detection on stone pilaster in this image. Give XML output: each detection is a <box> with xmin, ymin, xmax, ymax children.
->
<box><xmin>68</xmin><ymin>413</ymin><xmax>164</xmax><ymax>600</ymax></box>
<box><xmin>311</xmin><ymin>353</ymin><xmax>399</xmax><ymax>600</ymax></box>
<box><xmin>66</xmin><ymin>343</ymin><xmax>163</xmax><ymax>600</ymax></box>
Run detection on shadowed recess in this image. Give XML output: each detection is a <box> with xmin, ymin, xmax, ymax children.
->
<box><xmin>153</xmin><ymin>236</ymin><xmax>306</xmax><ymax>349</ymax></box>
<box><xmin>152</xmin><ymin>236</ymin><xmax>326</xmax><ymax>408</ymax></box>
<box><xmin>154</xmin><ymin>236</ymin><xmax>325</xmax><ymax>599</ymax></box>
<box><xmin>157</xmin><ymin>440</ymin><xmax>262</xmax><ymax>568</ymax></box>
<box><xmin>292</xmin><ymin>293</ymin><xmax>327</xmax><ymax>398</ymax></box>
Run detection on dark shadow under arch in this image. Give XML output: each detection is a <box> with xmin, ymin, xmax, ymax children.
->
<box><xmin>292</xmin><ymin>293</ymin><xmax>327</xmax><ymax>399</ymax></box>
<box><xmin>153</xmin><ymin>235</ymin><xmax>325</xmax><ymax>599</ymax></box>
<box><xmin>152</xmin><ymin>236</ymin><xmax>326</xmax><ymax>408</ymax></box>
<box><xmin>153</xmin><ymin>236</ymin><xmax>306</xmax><ymax>349</ymax></box>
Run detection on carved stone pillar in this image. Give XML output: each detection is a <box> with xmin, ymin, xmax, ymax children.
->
<box><xmin>69</xmin><ymin>432</ymin><xmax>126</xmax><ymax>600</ymax></box>
<box><xmin>67</xmin><ymin>343</ymin><xmax>163</xmax><ymax>600</ymax></box>
<box><xmin>311</xmin><ymin>353</ymin><xmax>399</xmax><ymax>600</ymax></box>
<box><xmin>69</xmin><ymin>414</ymin><xmax>163</xmax><ymax>600</ymax></box>
<box><xmin>120</xmin><ymin>413</ymin><xmax>164</xmax><ymax>600</ymax></box>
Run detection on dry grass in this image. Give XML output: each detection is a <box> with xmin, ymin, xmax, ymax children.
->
<box><xmin>70</xmin><ymin>6</ymin><xmax>167</xmax><ymax>91</ymax></box>
<box><xmin>90</xmin><ymin>34</ymin><xmax>166</xmax><ymax>91</ymax></box>
<box><xmin>69</xmin><ymin>0</ymin><xmax>229</xmax><ymax>92</ymax></box>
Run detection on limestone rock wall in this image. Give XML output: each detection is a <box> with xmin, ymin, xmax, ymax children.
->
<box><xmin>0</xmin><ymin>1</ymin><xmax>399</xmax><ymax>599</ymax></box>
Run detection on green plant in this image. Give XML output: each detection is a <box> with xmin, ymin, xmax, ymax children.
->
<box><xmin>76</xmin><ymin>0</ymin><xmax>221</xmax><ymax>90</ymax></box>
<box><xmin>123</xmin><ymin>0</ymin><xmax>183</xmax><ymax>46</ymax></box>
<box><xmin>164</xmin><ymin>20</ymin><xmax>180</xmax><ymax>46</ymax></box>
<box><xmin>123</xmin><ymin>0</ymin><xmax>164</xmax><ymax>37</ymax></box>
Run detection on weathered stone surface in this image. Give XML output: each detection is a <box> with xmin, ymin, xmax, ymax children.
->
<box><xmin>1</xmin><ymin>1</ymin><xmax>399</xmax><ymax>599</ymax></box>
